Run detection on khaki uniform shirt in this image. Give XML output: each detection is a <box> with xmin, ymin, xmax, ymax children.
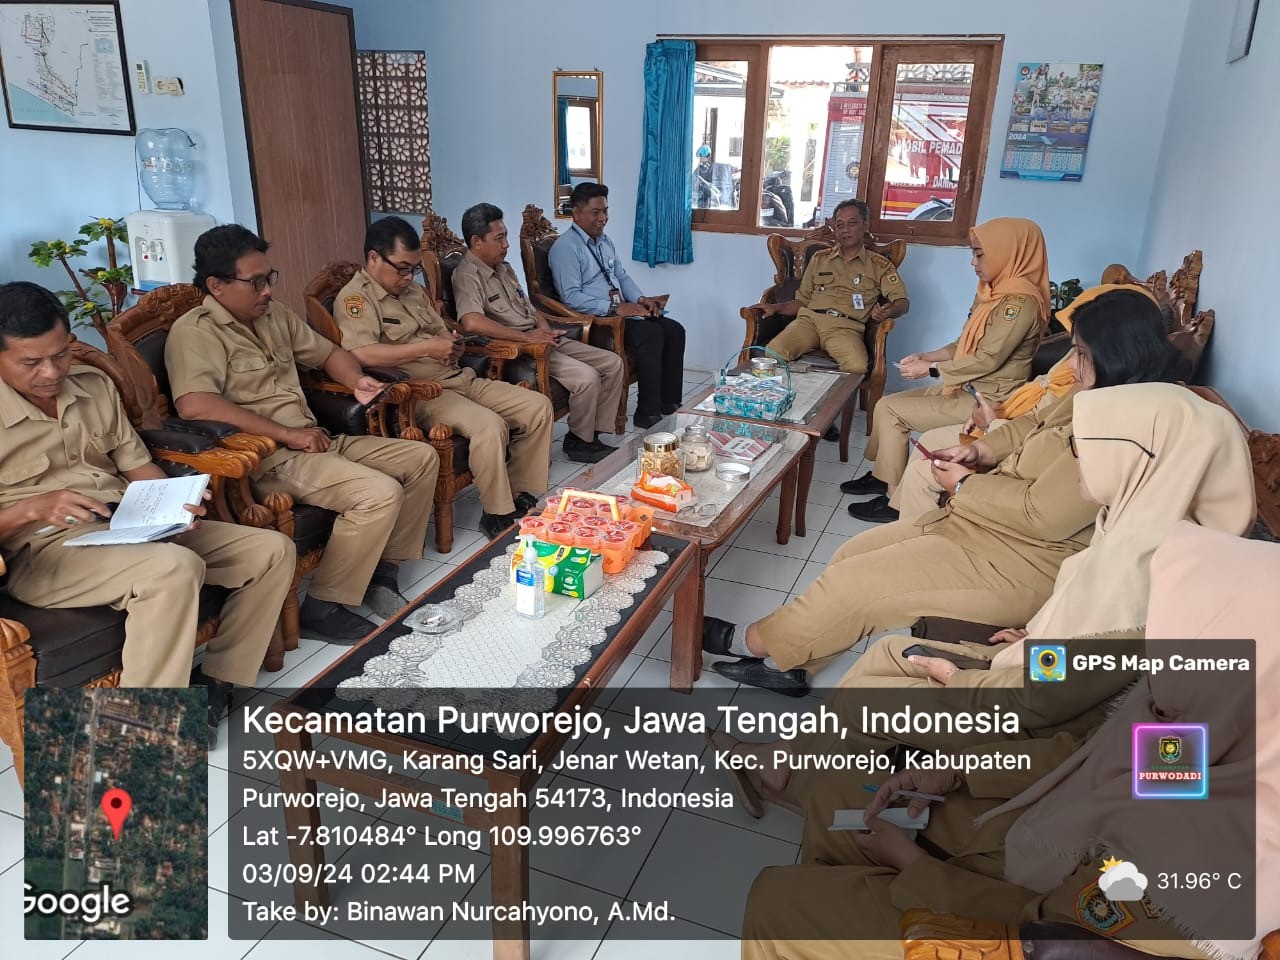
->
<box><xmin>937</xmin><ymin>293</ymin><xmax>1042</xmax><ymax>401</ymax></box>
<box><xmin>335</xmin><ymin>268</ymin><xmax>472</xmax><ymax>383</ymax></box>
<box><xmin>0</xmin><ymin>366</ymin><xmax>152</xmax><ymax>551</ymax></box>
<box><xmin>451</xmin><ymin>251</ymin><xmax>538</xmax><ymax>333</ymax></box>
<box><xmin>916</xmin><ymin>393</ymin><xmax>1096</xmax><ymax>581</ymax></box>
<box><xmin>166</xmin><ymin>295</ymin><xmax>333</xmax><ymax>433</ymax></box>
<box><xmin>797</xmin><ymin>246</ymin><xmax>908</xmax><ymax>326</ymax></box>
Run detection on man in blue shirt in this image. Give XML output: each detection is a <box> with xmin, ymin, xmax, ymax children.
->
<box><xmin>548</xmin><ymin>182</ymin><xmax>686</xmax><ymax>429</ymax></box>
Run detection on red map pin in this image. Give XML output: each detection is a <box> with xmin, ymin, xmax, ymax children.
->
<box><xmin>101</xmin><ymin>788</ymin><xmax>132</xmax><ymax>839</ymax></box>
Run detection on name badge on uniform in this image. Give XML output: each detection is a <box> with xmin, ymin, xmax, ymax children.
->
<box><xmin>852</xmin><ymin>293</ymin><xmax>865</xmax><ymax>310</ymax></box>
<box><xmin>486</xmin><ymin>294</ymin><xmax>500</xmax><ymax>302</ymax></box>
<box><xmin>609</xmin><ymin>288</ymin><xmax>622</xmax><ymax>307</ymax></box>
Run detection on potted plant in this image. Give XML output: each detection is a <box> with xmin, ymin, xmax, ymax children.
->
<box><xmin>28</xmin><ymin>217</ymin><xmax>132</xmax><ymax>340</ymax></box>
<box><xmin>1048</xmin><ymin>277</ymin><xmax>1082</xmax><ymax>334</ymax></box>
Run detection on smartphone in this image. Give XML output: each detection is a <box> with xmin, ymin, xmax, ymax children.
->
<box><xmin>459</xmin><ymin>334</ymin><xmax>487</xmax><ymax>345</ymax></box>
<box><xmin>962</xmin><ymin>382</ymin><xmax>979</xmax><ymax>400</ymax></box>
<box><xmin>909</xmin><ymin>436</ymin><xmax>936</xmax><ymax>460</ymax></box>
<box><xmin>900</xmin><ymin>644</ymin><xmax>991</xmax><ymax>671</ymax></box>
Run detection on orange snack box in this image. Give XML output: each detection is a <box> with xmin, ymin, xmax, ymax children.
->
<box><xmin>631</xmin><ymin>471</ymin><xmax>695</xmax><ymax>513</ymax></box>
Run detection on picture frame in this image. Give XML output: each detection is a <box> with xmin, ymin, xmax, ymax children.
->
<box><xmin>1226</xmin><ymin>0</ymin><xmax>1260</xmax><ymax>63</ymax></box>
<box><xmin>0</xmin><ymin>0</ymin><xmax>136</xmax><ymax>134</ymax></box>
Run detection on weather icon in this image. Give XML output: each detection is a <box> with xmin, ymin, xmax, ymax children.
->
<box><xmin>1099</xmin><ymin>857</ymin><xmax>1148</xmax><ymax>901</ymax></box>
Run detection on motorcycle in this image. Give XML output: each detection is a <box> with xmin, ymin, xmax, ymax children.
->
<box><xmin>760</xmin><ymin>171</ymin><xmax>794</xmax><ymax>228</ymax></box>
<box><xmin>907</xmin><ymin>196</ymin><xmax>955</xmax><ymax>222</ymax></box>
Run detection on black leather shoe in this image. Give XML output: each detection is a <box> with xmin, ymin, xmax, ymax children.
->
<box><xmin>822</xmin><ymin>424</ymin><xmax>840</xmax><ymax>443</ymax></box>
<box><xmin>633</xmin><ymin>412</ymin><xmax>663</xmax><ymax>429</ymax></box>
<box><xmin>363</xmin><ymin>575</ymin><xmax>410</xmax><ymax>618</ymax></box>
<box><xmin>702</xmin><ymin>616</ymin><xmax>738</xmax><ymax>655</ymax></box>
<box><xmin>712</xmin><ymin>658</ymin><xmax>810</xmax><ymax>697</ymax></box>
<box><xmin>847</xmin><ymin>495</ymin><xmax>899</xmax><ymax>524</ymax></box>
<box><xmin>563</xmin><ymin>433</ymin><xmax>610</xmax><ymax>463</ymax></box>
<box><xmin>513</xmin><ymin>492</ymin><xmax>540</xmax><ymax>514</ymax></box>
<box><xmin>299</xmin><ymin>598</ymin><xmax>374</xmax><ymax>645</ymax></box>
<box><xmin>480</xmin><ymin>511</ymin><xmax>519</xmax><ymax>540</ymax></box>
<box><xmin>660</xmin><ymin>402</ymin><xmax>679</xmax><ymax>415</ymax></box>
<box><xmin>840</xmin><ymin>470</ymin><xmax>888</xmax><ymax>496</ymax></box>
<box><xmin>192</xmin><ymin>669</ymin><xmax>234</xmax><ymax>747</ymax></box>
<box><xmin>591</xmin><ymin>437</ymin><xmax>617</xmax><ymax>455</ymax></box>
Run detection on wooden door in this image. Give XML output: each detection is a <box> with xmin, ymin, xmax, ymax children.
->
<box><xmin>231</xmin><ymin>0</ymin><xmax>367</xmax><ymax>314</ymax></box>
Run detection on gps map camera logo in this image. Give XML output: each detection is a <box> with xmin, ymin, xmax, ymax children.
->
<box><xmin>1133</xmin><ymin>723</ymin><xmax>1208</xmax><ymax>799</ymax></box>
<box><xmin>1029</xmin><ymin>645</ymin><xmax>1066</xmax><ymax>682</ymax></box>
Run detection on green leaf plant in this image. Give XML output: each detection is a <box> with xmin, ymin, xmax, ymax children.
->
<box><xmin>28</xmin><ymin>217</ymin><xmax>133</xmax><ymax>340</ymax></box>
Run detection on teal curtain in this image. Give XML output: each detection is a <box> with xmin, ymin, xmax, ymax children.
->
<box><xmin>556</xmin><ymin>96</ymin><xmax>571</xmax><ymax>184</ymax></box>
<box><xmin>633</xmin><ymin>39</ymin><xmax>694</xmax><ymax>266</ymax></box>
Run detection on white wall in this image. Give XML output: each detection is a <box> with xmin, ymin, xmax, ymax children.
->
<box><xmin>349</xmin><ymin>0</ymin><xmax>1189</xmax><ymax>377</ymax></box>
<box><xmin>1140</xmin><ymin>0</ymin><xmax>1279</xmax><ymax>431</ymax></box>
<box><xmin>0</xmin><ymin>0</ymin><xmax>251</xmax><ymax>344</ymax></box>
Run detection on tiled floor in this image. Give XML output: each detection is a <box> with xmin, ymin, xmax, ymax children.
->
<box><xmin>2</xmin><ymin>370</ymin><xmax>889</xmax><ymax>958</ymax></box>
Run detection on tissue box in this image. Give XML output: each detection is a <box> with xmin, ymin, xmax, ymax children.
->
<box><xmin>631</xmin><ymin>471</ymin><xmax>695</xmax><ymax>513</ymax></box>
<box><xmin>511</xmin><ymin>542</ymin><xmax>603</xmax><ymax>599</ymax></box>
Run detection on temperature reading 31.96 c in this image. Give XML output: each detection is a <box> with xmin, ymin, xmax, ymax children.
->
<box><xmin>1157</xmin><ymin>872</ymin><xmax>1244</xmax><ymax>890</ymax></box>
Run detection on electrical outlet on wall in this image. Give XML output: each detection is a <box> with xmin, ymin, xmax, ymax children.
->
<box><xmin>154</xmin><ymin>77</ymin><xmax>184</xmax><ymax>96</ymax></box>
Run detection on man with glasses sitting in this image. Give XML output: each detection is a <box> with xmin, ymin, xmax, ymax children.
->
<box><xmin>335</xmin><ymin>216</ymin><xmax>553</xmax><ymax>540</ymax></box>
<box><xmin>166</xmin><ymin>225</ymin><xmax>439</xmax><ymax>645</ymax></box>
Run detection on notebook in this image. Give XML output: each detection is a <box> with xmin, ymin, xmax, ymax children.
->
<box><xmin>829</xmin><ymin>807</ymin><xmax>930</xmax><ymax>832</ymax></box>
<box><xmin>63</xmin><ymin>475</ymin><xmax>210</xmax><ymax>547</ymax></box>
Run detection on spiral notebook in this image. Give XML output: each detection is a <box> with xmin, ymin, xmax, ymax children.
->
<box><xmin>63</xmin><ymin>475</ymin><xmax>210</xmax><ymax>547</ymax></box>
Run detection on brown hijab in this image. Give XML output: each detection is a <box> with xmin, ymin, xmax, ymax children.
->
<box><xmin>955</xmin><ymin>218</ymin><xmax>1051</xmax><ymax>357</ymax></box>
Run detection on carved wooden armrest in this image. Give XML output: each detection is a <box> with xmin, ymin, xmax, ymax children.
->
<box><xmin>900</xmin><ymin>909</ymin><xmax>1020</xmax><ymax>960</ymax></box>
<box><xmin>464</xmin><ymin>341</ymin><xmax>521</xmax><ymax>362</ymax></box>
<box><xmin>867</xmin><ymin>315</ymin><xmax>896</xmax><ymax>368</ymax></box>
<box><xmin>298</xmin><ymin>371</ymin><xmax>418</xmax><ymax>440</ymax></box>
<box><xmin>584</xmin><ymin>313</ymin><xmax>627</xmax><ymax>357</ymax></box>
<box><xmin>531</xmin><ymin>293</ymin><xmax>589</xmax><ymax>321</ymax></box>
<box><xmin>539</xmin><ymin>311</ymin><xmax>592</xmax><ymax>339</ymax></box>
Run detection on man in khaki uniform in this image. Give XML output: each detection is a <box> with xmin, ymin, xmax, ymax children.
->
<box><xmin>702</xmin><ymin>394</ymin><xmax>1093</xmax><ymax>695</ymax></box>
<box><xmin>335</xmin><ymin>216</ymin><xmax>553</xmax><ymax>540</ymax></box>
<box><xmin>0</xmin><ymin>282</ymin><xmax>295</xmax><ymax>740</ymax></box>
<box><xmin>757</xmin><ymin>198</ymin><xmax>909</xmax><ymax>376</ymax></box>
<box><xmin>452</xmin><ymin>202</ymin><xmax>624</xmax><ymax>464</ymax></box>
<box><xmin>166</xmin><ymin>225</ymin><xmax>438</xmax><ymax>645</ymax></box>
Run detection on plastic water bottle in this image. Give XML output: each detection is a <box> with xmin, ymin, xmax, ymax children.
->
<box><xmin>514</xmin><ymin>535</ymin><xmax>546</xmax><ymax>620</ymax></box>
<box><xmin>135</xmin><ymin>128</ymin><xmax>196</xmax><ymax>210</ymax></box>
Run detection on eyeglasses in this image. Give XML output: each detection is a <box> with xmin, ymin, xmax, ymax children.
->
<box><xmin>220</xmin><ymin>269</ymin><xmax>279</xmax><ymax>293</ymax></box>
<box><xmin>383</xmin><ymin>257</ymin><xmax>423</xmax><ymax>278</ymax></box>
<box><xmin>1068</xmin><ymin>434</ymin><xmax>1156</xmax><ymax>459</ymax></box>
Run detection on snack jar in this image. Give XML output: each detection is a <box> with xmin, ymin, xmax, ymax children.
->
<box><xmin>599</xmin><ymin>529</ymin><xmax>632</xmax><ymax>574</ymax></box>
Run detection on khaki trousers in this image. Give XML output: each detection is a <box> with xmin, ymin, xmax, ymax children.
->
<box><xmin>548</xmin><ymin>337</ymin><xmax>625</xmax><ymax>442</ymax></box>
<box><xmin>754</xmin><ymin>521</ymin><xmax>1052</xmax><ymax>671</ymax></box>
<box><xmin>7</xmin><ymin>520</ymin><xmax>295</xmax><ymax>687</ymax></box>
<box><xmin>766</xmin><ymin>309</ymin><xmax>868</xmax><ymax>374</ymax></box>
<box><xmin>889</xmin><ymin>421</ymin><xmax>1014</xmax><ymax>521</ymax></box>
<box><xmin>418</xmin><ymin>376</ymin><xmax>552</xmax><ymax>515</ymax></box>
<box><xmin>865</xmin><ymin>388</ymin><xmax>973</xmax><ymax>487</ymax></box>
<box><xmin>256</xmin><ymin>434</ymin><xmax>438</xmax><ymax>606</ymax></box>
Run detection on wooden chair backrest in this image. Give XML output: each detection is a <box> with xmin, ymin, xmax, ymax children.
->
<box><xmin>104</xmin><ymin>284</ymin><xmax>205</xmax><ymax>429</ymax></box>
<box><xmin>765</xmin><ymin>224</ymin><xmax>907</xmax><ymax>303</ymax></box>
<box><xmin>302</xmin><ymin>261</ymin><xmax>361</xmax><ymax>346</ymax></box>
<box><xmin>519</xmin><ymin>203</ymin><xmax>564</xmax><ymax>304</ymax></box>
<box><xmin>420</xmin><ymin>211</ymin><xmax>468</xmax><ymax>321</ymax></box>
<box><xmin>1190</xmin><ymin>384</ymin><xmax>1279</xmax><ymax>540</ymax></box>
<box><xmin>1101</xmin><ymin>249</ymin><xmax>1202</xmax><ymax>334</ymax></box>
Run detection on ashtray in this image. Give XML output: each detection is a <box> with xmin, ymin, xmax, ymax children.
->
<box><xmin>404</xmin><ymin>604</ymin><xmax>462</xmax><ymax>635</ymax></box>
<box><xmin>714</xmin><ymin>462</ymin><xmax>750</xmax><ymax>482</ymax></box>
<box><xmin>788</xmin><ymin>361</ymin><xmax>810</xmax><ymax>374</ymax></box>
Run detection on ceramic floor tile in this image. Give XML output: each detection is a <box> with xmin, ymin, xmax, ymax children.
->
<box><xmin>591</xmin><ymin>652</ymin><xmax>646</xmax><ymax>711</ymax></box>
<box><xmin>0</xmin><ymin>762</ymin><xmax>22</xmax><ymax>817</ymax></box>
<box><xmin>731</xmin><ymin>520</ymin><xmax>815</xmax><ymax>561</ymax></box>
<box><xmin>806</xmin><ymin>532</ymin><xmax>849</xmax><ymax>566</ymax></box>
<box><xmin>789</xmin><ymin>560</ymin><xmax>827</xmax><ymax>597</ymax></box>
<box><xmin>594</xmin><ymin>926</ymin><xmax>738</xmax><ymax>960</ymax></box>
<box><xmin>434</xmin><ymin>528</ymin><xmax>487</xmax><ymax>565</ymax></box>
<box><xmin>823</xmin><ymin>503</ymin><xmax>890</xmax><ymax>539</ymax></box>
<box><xmin>644</xmin><ymin>622</ymin><xmax>675</xmax><ymax>663</ymax></box>
<box><xmin>707</xmin><ymin>546</ymin><xmax>806</xmax><ymax>593</ymax></box>
<box><xmin>631</xmin><ymin>609</ymin><xmax>673</xmax><ymax>658</ymax></box>
<box><xmin>73</xmin><ymin>889</ymin><xmax>262</xmax><ymax>958</ymax></box>
<box><xmin>0</xmin><ymin>810</ymin><xmax>23</xmax><ymax>872</ymax></box>
<box><xmin>0</xmin><ymin>736</ymin><xmax>11</xmax><ymax>771</ymax></box>
<box><xmin>628</xmin><ymin>810</ymin><xmax>797</xmax><ymax>936</ymax></box>
<box><xmin>808</xmin><ymin>457</ymin><xmax>861</xmax><ymax>486</ymax></box>
<box><xmin>244</xmin><ymin>930</ymin><xmax>401</xmax><ymax>960</ymax></box>
<box><xmin>702</xmin><ymin>578</ymin><xmax>792</xmax><ymax>629</ymax></box>
<box><xmin>447</xmin><ymin>494</ymin><xmax>486</xmax><ymax>532</ymax></box>
<box><xmin>797</xmin><ymin>480</ymin><xmax>846</xmax><ymax>507</ymax></box>
<box><xmin>403</xmin><ymin>561</ymin><xmax>448</xmax><ymax>601</ymax></box>
<box><xmin>1</xmin><ymin>862</ymin><xmax>87</xmax><ymax>958</ymax></box>
<box><xmin>748</xmin><ymin>497</ymin><xmax>835</xmax><ymax>534</ymax></box>
<box><xmin>813</xmin><ymin>436</ymin><xmax>866</xmax><ymax>462</ymax></box>
<box><xmin>806</xmin><ymin>645</ymin><xmax>864</xmax><ymax>689</ymax></box>
<box><xmin>548</xmin><ymin>459</ymin><xmax>587</xmax><ymax>486</ymax></box>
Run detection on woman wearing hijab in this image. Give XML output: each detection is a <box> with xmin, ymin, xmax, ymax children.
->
<box><xmin>738</xmin><ymin>522</ymin><xmax>1278</xmax><ymax>960</ymax></box>
<box><xmin>712</xmin><ymin>382</ymin><xmax>1254</xmax><ymax>814</ymax></box>
<box><xmin>705</xmin><ymin>291</ymin><xmax>1187</xmax><ymax>697</ymax></box>
<box><xmin>843</xmin><ymin>218</ymin><xmax>1051</xmax><ymax>522</ymax></box>
<box><xmin>888</xmin><ymin>283</ymin><xmax>1161</xmax><ymax>523</ymax></box>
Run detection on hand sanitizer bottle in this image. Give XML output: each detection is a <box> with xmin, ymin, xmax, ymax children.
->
<box><xmin>515</xmin><ymin>535</ymin><xmax>546</xmax><ymax>619</ymax></box>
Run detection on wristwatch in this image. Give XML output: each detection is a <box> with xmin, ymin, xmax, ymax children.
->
<box><xmin>952</xmin><ymin>475</ymin><xmax>968</xmax><ymax>497</ymax></box>
<box><xmin>928</xmin><ymin>364</ymin><xmax>940</xmax><ymax>378</ymax></box>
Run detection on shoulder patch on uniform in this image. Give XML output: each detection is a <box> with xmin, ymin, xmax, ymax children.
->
<box><xmin>1074</xmin><ymin>879</ymin><xmax>1135</xmax><ymax>936</ymax></box>
<box><xmin>1003</xmin><ymin>301</ymin><xmax>1023</xmax><ymax>321</ymax></box>
<box><xmin>886</xmin><ymin>273</ymin><xmax>901</xmax><ymax>286</ymax></box>
<box><xmin>343</xmin><ymin>295</ymin><xmax>365</xmax><ymax>319</ymax></box>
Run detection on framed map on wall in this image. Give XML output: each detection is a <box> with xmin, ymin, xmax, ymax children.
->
<box><xmin>0</xmin><ymin>1</ymin><xmax>135</xmax><ymax>134</ymax></box>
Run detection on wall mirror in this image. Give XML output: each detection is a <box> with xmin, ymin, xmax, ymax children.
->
<box><xmin>553</xmin><ymin>70</ymin><xmax>603</xmax><ymax>217</ymax></box>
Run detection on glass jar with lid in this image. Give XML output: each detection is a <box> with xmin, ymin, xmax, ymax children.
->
<box><xmin>681</xmin><ymin>424</ymin><xmax>713</xmax><ymax>472</ymax></box>
<box><xmin>638</xmin><ymin>431</ymin><xmax>683</xmax><ymax>480</ymax></box>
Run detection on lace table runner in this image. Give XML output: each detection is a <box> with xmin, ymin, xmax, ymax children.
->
<box><xmin>334</xmin><ymin>546</ymin><xmax>668</xmax><ymax>734</ymax></box>
<box><xmin>694</xmin><ymin>369</ymin><xmax>846</xmax><ymax>424</ymax></box>
<box><xmin>591</xmin><ymin>443</ymin><xmax>786</xmax><ymax>528</ymax></box>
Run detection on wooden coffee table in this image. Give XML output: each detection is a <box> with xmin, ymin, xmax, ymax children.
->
<box><xmin>680</xmin><ymin>368</ymin><xmax>864</xmax><ymax>537</ymax></box>
<box><xmin>565</xmin><ymin>412</ymin><xmax>808</xmax><ymax>686</ymax></box>
<box><xmin>260</xmin><ymin>532</ymin><xmax>699</xmax><ymax>960</ymax></box>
